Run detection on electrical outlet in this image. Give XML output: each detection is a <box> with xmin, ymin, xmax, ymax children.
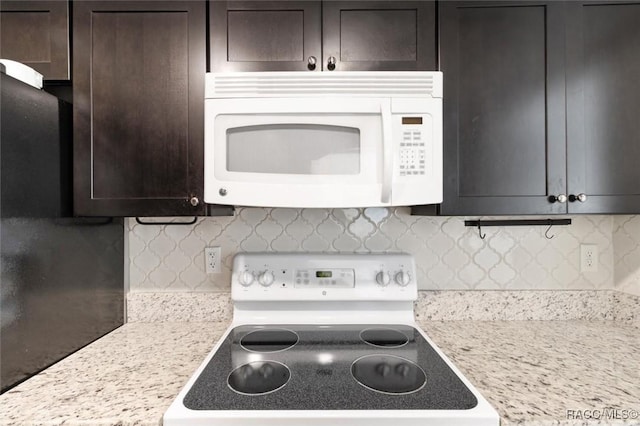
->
<box><xmin>580</xmin><ymin>244</ymin><xmax>598</xmax><ymax>272</ymax></box>
<box><xmin>205</xmin><ymin>247</ymin><xmax>222</xmax><ymax>274</ymax></box>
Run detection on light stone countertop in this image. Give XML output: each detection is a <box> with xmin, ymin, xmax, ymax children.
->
<box><xmin>0</xmin><ymin>321</ymin><xmax>638</xmax><ymax>426</ymax></box>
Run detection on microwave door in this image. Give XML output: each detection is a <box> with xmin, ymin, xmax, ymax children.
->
<box><xmin>205</xmin><ymin>98</ymin><xmax>392</xmax><ymax>208</ymax></box>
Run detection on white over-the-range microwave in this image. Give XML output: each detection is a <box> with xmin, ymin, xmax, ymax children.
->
<box><xmin>204</xmin><ymin>71</ymin><xmax>442</xmax><ymax>208</ymax></box>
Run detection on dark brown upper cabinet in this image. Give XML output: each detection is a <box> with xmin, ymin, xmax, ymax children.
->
<box><xmin>210</xmin><ymin>1</ymin><xmax>436</xmax><ymax>72</ymax></box>
<box><xmin>210</xmin><ymin>1</ymin><xmax>322</xmax><ymax>72</ymax></box>
<box><xmin>322</xmin><ymin>1</ymin><xmax>436</xmax><ymax>71</ymax></box>
<box><xmin>422</xmin><ymin>1</ymin><xmax>567</xmax><ymax>216</ymax></box>
<box><xmin>565</xmin><ymin>1</ymin><xmax>640</xmax><ymax>214</ymax></box>
<box><xmin>416</xmin><ymin>0</ymin><xmax>640</xmax><ymax>216</ymax></box>
<box><xmin>0</xmin><ymin>1</ymin><xmax>70</xmax><ymax>80</ymax></box>
<box><xmin>73</xmin><ymin>1</ymin><xmax>207</xmax><ymax>216</ymax></box>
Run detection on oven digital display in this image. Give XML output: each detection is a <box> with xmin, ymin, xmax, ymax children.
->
<box><xmin>315</xmin><ymin>271</ymin><xmax>332</xmax><ymax>278</ymax></box>
<box><xmin>402</xmin><ymin>117</ymin><xmax>423</xmax><ymax>125</ymax></box>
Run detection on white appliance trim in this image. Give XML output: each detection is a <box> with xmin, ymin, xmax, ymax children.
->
<box><xmin>206</xmin><ymin>71</ymin><xmax>443</xmax><ymax>98</ymax></box>
<box><xmin>204</xmin><ymin>71</ymin><xmax>443</xmax><ymax>208</ymax></box>
<box><xmin>232</xmin><ymin>303</ymin><xmax>416</xmax><ymax>325</ymax></box>
<box><xmin>164</xmin><ymin>253</ymin><xmax>499</xmax><ymax>426</ymax></box>
<box><xmin>0</xmin><ymin>59</ymin><xmax>43</xmax><ymax>89</ymax></box>
<box><xmin>163</xmin><ymin>321</ymin><xmax>498</xmax><ymax>426</ymax></box>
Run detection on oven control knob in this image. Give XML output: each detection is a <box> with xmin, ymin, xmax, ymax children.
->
<box><xmin>259</xmin><ymin>271</ymin><xmax>275</xmax><ymax>287</ymax></box>
<box><xmin>395</xmin><ymin>271</ymin><xmax>411</xmax><ymax>286</ymax></box>
<box><xmin>239</xmin><ymin>271</ymin><xmax>254</xmax><ymax>287</ymax></box>
<box><xmin>375</xmin><ymin>271</ymin><xmax>391</xmax><ymax>286</ymax></box>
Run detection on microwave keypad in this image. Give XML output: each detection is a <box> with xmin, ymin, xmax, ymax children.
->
<box><xmin>399</xmin><ymin>130</ymin><xmax>426</xmax><ymax>176</ymax></box>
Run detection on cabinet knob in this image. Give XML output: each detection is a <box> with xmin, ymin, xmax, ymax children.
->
<box><xmin>327</xmin><ymin>56</ymin><xmax>336</xmax><ymax>71</ymax></box>
<box><xmin>307</xmin><ymin>56</ymin><xmax>317</xmax><ymax>70</ymax></box>
<box><xmin>189</xmin><ymin>196</ymin><xmax>200</xmax><ymax>207</ymax></box>
<box><xmin>569</xmin><ymin>193</ymin><xmax>588</xmax><ymax>203</ymax></box>
<box><xmin>548</xmin><ymin>194</ymin><xmax>567</xmax><ymax>204</ymax></box>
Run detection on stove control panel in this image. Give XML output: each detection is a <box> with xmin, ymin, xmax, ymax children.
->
<box><xmin>294</xmin><ymin>269</ymin><xmax>355</xmax><ymax>288</ymax></box>
<box><xmin>232</xmin><ymin>253</ymin><xmax>417</xmax><ymax>302</ymax></box>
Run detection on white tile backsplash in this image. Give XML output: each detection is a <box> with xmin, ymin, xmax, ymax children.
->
<box><xmin>127</xmin><ymin>208</ymin><xmax>616</xmax><ymax>292</ymax></box>
<box><xmin>613</xmin><ymin>215</ymin><xmax>640</xmax><ymax>296</ymax></box>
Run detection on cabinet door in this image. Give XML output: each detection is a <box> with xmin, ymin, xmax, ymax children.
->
<box><xmin>566</xmin><ymin>1</ymin><xmax>640</xmax><ymax>213</ymax></box>
<box><xmin>0</xmin><ymin>1</ymin><xmax>69</xmax><ymax>80</ymax></box>
<box><xmin>210</xmin><ymin>1</ymin><xmax>321</xmax><ymax>72</ymax></box>
<box><xmin>73</xmin><ymin>1</ymin><xmax>205</xmax><ymax>216</ymax></box>
<box><xmin>322</xmin><ymin>1</ymin><xmax>436</xmax><ymax>71</ymax></box>
<box><xmin>434</xmin><ymin>1</ymin><xmax>567</xmax><ymax>215</ymax></box>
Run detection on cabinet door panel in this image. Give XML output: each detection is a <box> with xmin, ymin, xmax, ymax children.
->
<box><xmin>210</xmin><ymin>1</ymin><xmax>321</xmax><ymax>72</ymax></box>
<box><xmin>74</xmin><ymin>1</ymin><xmax>205</xmax><ymax>216</ymax></box>
<box><xmin>91</xmin><ymin>12</ymin><xmax>189</xmax><ymax>199</ymax></box>
<box><xmin>227</xmin><ymin>10</ymin><xmax>303</xmax><ymax>62</ymax></box>
<box><xmin>435</xmin><ymin>1</ymin><xmax>566</xmax><ymax>215</ymax></box>
<box><xmin>0</xmin><ymin>1</ymin><xmax>69</xmax><ymax>80</ymax></box>
<box><xmin>566</xmin><ymin>1</ymin><xmax>640</xmax><ymax>213</ymax></box>
<box><xmin>322</xmin><ymin>1</ymin><xmax>436</xmax><ymax>71</ymax></box>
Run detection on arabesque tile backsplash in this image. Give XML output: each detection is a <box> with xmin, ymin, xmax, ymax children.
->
<box><xmin>127</xmin><ymin>208</ymin><xmax>630</xmax><ymax>292</ymax></box>
<box><xmin>613</xmin><ymin>215</ymin><xmax>640</xmax><ymax>296</ymax></box>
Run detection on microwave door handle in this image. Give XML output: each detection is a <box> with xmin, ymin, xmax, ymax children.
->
<box><xmin>380</xmin><ymin>102</ymin><xmax>393</xmax><ymax>204</ymax></box>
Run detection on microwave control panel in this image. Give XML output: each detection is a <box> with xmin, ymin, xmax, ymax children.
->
<box><xmin>398</xmin><ymin>115</ymin><xmax>430</xmax><ymax>177</ymax></box>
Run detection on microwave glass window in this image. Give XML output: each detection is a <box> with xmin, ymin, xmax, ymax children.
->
<box><xmin>226</xmin><ymin>124</ymin><xmax>361</xmax><ymax>175</ymax></box>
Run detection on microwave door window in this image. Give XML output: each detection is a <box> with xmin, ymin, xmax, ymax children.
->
<box><xmin>226</xmin><ymin>124</ymin><xmax>360</xmax><ymax>175</ymax></box>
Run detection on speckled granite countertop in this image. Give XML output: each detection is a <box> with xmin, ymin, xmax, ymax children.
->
<box><xmin>0</xmin><ymin>321</ymin><xmax>638</xmax><ymax>426</ymax></box>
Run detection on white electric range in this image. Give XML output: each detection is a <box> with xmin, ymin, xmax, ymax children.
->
<box><xmin>164</xmin><ymin>253</ymin><xmax>499</xmax><ymax>425</ymax></box>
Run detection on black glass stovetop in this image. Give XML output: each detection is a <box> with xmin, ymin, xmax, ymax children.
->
<box><xmin>183</xmin><ymin>324</ymin><xmax>477</xmax><ymax>411</ymax></box>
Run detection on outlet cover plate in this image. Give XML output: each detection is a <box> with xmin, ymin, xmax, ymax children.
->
<box><xmin>205</xmin><ymin>247</ymin><xmax>222</xmax><ymax>274</ymax></box>
<box><xmin>580</xmin><ymin>244</ymin><xmax>598</xmax><ymax>272</ymax></box>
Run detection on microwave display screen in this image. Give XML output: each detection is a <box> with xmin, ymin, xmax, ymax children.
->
<box><xmin>402</xmin><ymin>117</ymin><xmax>423</xmax><ymax>125</ymax></box>
<box><xmin>315</xmin><ymin>271</ymin><xmax>332</xmax><ymax>278</ymax></box>
<box><xmin>226</xmin><ymin>124</ymin><xmax>361</xmax><ymax>175</ymax></box>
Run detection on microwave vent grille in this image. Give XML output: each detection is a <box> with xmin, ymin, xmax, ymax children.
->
<box><xmin>206</xmin><ymin>72</ymin><xmax>442</xmax><ymax>98</ymax></box>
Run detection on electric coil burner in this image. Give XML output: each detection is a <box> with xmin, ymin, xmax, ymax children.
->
<box><xmin>164</xmin><ymin>253</ymin><xmax>499</xmax><ymax>426</ymax></box>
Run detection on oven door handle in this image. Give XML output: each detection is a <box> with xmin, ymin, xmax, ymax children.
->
<box><xmin>380</xmin><ymin>101</ymin><xmax>393</xmax><ymax>204</ymax></box>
